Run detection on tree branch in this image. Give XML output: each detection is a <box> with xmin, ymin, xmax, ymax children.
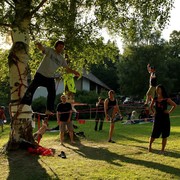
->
<box><xmin>0</xmin><ymin>23</ymin><xmax>12</xmax><ymax>28</ymax></box>
<box><xmin>30</xmin><ymin>0</ymin><xmax>48</xmax><ymax>16</ymax></box>
<box><xmin>4</xmin><ymin>0</ymin><xmax>15</xmax><ymax>9</ymax></box>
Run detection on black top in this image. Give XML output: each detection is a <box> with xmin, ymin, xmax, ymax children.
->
<box><xmin>57</xmin><ymin>102</ymin><xmax>72</xmax><ymax>121</ymax></box>
<box><xmin>155</xmin><ymin>97</ymin><xmax>168</xmax><ymax>114</ymax></box>
<box><xmin>151</xmin><ymin>72</ymin><xmax>157</xmax><ymax>87</ymax></box>
<box><xmin>108</xmin><ymin>98</ymin><xmax>117</xmax><ymax>111</ymax></box>
<box><xmin>96</xmin><ymin>101</ymin><xmax>104</xmax><ymax>114</ymax></box>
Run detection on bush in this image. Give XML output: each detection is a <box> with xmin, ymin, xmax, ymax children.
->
<box><xmin>32</xmin><ymin>96</ymin><xmax>46</xmax><ymax>113</ymax></box>
<box><xmin>32</xmin><ymin>90</ymin><xmax>109</xmax><ymax>120</ymax></box>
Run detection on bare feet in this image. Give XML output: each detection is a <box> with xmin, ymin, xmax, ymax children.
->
<box><xmin>159</xmin><ymin>151</ymin><xmax>165</xmax><ymax>155</ymax></box>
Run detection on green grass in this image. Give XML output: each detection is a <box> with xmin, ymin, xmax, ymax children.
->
<box><xmin>0</xmin><ymin>106</ymin><xmax>180</xmax><ymax>180</ymax></box>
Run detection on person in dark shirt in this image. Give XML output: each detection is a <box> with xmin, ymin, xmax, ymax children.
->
<box><xmin>56</xmin><ymin>95</ymin><xmax>75</xmax><ymax>145</ymax></box>
<box><xmin>94</xmin><ymin>97</ymin><xmax>105</xmax><ymax>131</ymax></box>
<box><xmin>0</xmin><ymin>106</ymin><xmax>6</xmax><ymax>132</ymax></box>
<box><xmin>104</xmin><ymin>90</ymin><xmax>122</xmax><ymax>143</ymax></box>
<box><xmin>149</xmin><ymin>84</ymin><xmax>176</xmax><ymax>154</ymax></box>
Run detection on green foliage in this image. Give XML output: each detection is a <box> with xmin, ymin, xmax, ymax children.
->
<box><xmin>0</xmin><ymin>0</ymin><xmax>175</xmax><ymax>69</ymax></box>
<box><xmin>32</xmin><ymin>96</ymin><xmax>46</xmax><ymax>113</ymax></box>
<box><xmin>0</xmin><ymin>49</ymin><xmax>9</xmax><ymax>81</ymax></box>
<box><xmin>91</xmin><ymin>57</ymin><xmax>120</xmax><ymax>92</ymax></box>
<box><xmin>94</xmin><ymin>0</ymin><xmax>174</xmax><ymax>44</ymax></box>
<box><xmin>167</xmin><ymin>31</ymin><xmax>180</xmax><ymax>92</ymax></box>
<box><xmin>117</xmin><ymin>43</ymin><xmax>171</xmax><ymax>97</ymax></box>
<box><xmin>0</xmin><ymin>50</ymin><xmax>10</xmax><ymax>105</ymax></box>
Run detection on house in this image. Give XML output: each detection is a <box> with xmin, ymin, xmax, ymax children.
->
<box><xmin>33</xmin><ymin>71</ymin><xmax>111</xmax><ymax>99</ymax></box>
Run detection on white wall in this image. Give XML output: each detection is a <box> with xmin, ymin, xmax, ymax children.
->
<box><xmin>82</xmin><ymin>78</ymin><xmax>90</xmax><ymax>91</ymax></box>
<box><xmin>33</xmin><ymin>80</ymin><xmax>64</xmax><ymax>100</ymax></box>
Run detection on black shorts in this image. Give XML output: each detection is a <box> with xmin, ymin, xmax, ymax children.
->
<box><xmin>151</xmin><ymin>120</ymin><xmax>170</xmax><ymax>138</ymax></box>
<box><xmin>95</xmin><ymin>113</ymin><xmax>104</xmax><ymax>120</ymax></box>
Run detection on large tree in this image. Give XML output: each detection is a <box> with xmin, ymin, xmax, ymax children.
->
<box><xmin>117</xmin><ymin>42</ymin><xmax>170</xmax><ymax>98</ymax></box>
<box><xmin>167</xmin><ymin>30</ymin><xmax>180</xmax><ymax>93</ymax></box>
<box><xmin>0</xmin><ymin>0</ymin><xmax>174</xmax><ymax>150</ymax></box>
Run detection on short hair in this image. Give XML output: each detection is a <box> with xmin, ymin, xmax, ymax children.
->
<box><xmin>0</xmin><ymin>106</ymin><xmax>5</xmax><ymax>110</ymax></box>
<box><xmin>43</xmin><ymin>117</ymin><xmax>48</xmax><ymax>124</ymax></box>
<box><xmin>109</xmin><ymin>90</ymin><xmax>115</xmax><ymax>94</ymax></box>
<box><xmin>61</xmin><ymin>95</ymin><xmax>66</xmax><ymax>99</ymax></box>
<box><xmin>54</xmin><ymin>40</ymin><xmax>65</xmax><ymax>48</ymax></box>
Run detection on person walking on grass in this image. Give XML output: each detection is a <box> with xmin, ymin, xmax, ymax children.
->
<box><xmin>148</xmin><ymin>84</ymin><xmax>176</xmax><ymax>154</ymax></box>
<box><xmin>104</xmin><ymin>90</ymin><xmax>122</xmax><ymax>143</ymax></box>
<box><xmin>20</xmin><ymin>40</ymin><xmax>80</xmax><ymax>115</ymax></box>
<box><xmin>56</xmin><ymin>95</ymin><xmax>75</xmax><ymax>145</ymax></box>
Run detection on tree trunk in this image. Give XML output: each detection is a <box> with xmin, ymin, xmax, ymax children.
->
<box><xmin>6</xmin><ymin>28</ymin><xmax>34</xmax><ymax>150</ymax></box>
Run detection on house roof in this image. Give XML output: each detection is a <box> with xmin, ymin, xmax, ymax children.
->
<box><xmin>82</xmin><ymin>70</ymin><xmax>111</xmax><ymax>90</ymax></box>
<box><xmin>54</xmin><ymin>70</ymin><xmax>111</xmax><ymax>90</ymax></box>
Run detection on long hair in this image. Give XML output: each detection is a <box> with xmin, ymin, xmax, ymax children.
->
<box><xmin>156</xmin><ymin>84</ymin><xmax>169</xmax><ymax>98</ymax></box>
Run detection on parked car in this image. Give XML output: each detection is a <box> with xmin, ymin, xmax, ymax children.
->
<box><xmin>123</xmin><ymin>97</ymin><xmax>134</xmax><ymax>104</ymax></box>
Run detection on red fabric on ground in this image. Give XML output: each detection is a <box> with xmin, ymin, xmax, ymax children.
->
<box><xmin>28</xmin><ymin>146</ymin><xmax>54</xmax><ymax>156</ymax></box>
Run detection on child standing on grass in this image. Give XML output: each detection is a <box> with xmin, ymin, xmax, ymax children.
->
<box><xmin>148</xmin><ymin>84</ymin><xmax>176</xmax><ymax>154</ymax></box>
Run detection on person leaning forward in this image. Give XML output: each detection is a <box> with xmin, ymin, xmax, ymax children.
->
<box><xmin>104</xmin><ymin>90</ymin><xmax>122</xmax><ymax>143</ymax></box>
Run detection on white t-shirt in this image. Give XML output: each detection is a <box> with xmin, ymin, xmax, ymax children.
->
<box><xmin>37</xmin><ymin>47</ymin><xmax>67</xmax><ymax>78</ymax></box>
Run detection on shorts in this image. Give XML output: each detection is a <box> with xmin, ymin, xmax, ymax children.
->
<box><xmin>95</xmin><ymin>113</ymin><xmax>104</xmax><ymax>120</ymax></box>
<box><xmin>151</xmin><ymin>120</ymin><xmax>170</xmax><ymax>138</ymax></box>
<box><xmin>146</xmin><ymin>86</ymin><xmax>156</xmax><ymax>98</ymax></box>
<box><xmin>108</xmin><ymin>107</ymin><xmax>119</xmax><ymax>123</ymax></box>
<box><xmin>0</xmin><ymin>119</ymin><xmax>4</xmax><ymax>126</ymax></box>
<box><xmin>60</xmin><ymin>121</ymin><xmax>74</xmax><ymax>133</ymax></box>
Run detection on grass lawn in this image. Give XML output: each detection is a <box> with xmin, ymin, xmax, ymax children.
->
<box><xmin>0</xmin><ymin>106</ymin><xmax>180</xmax><ymax>180</ymax></box>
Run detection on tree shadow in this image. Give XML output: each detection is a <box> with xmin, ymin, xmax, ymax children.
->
<box><xmin>65</xmin><ymin>141</ymin><xmax>123</xmax><ymax>166</ymax></box>
<box><xmin>66</xmin><ymin>141</ymin><xmax>180</xmax><ymax>177</ymax></box>
<box><xmin>118</xmin><ymin>134</ymin><xmax>180</xmax><ymax>159</ymax></box>
<box><xmin>119</xmin><ymin>134</ymin><xmax>148</xmax><ymax>144</ymax></box>
<box><xmin>6</xmin><ymin>150</ymin><xmax>58</xmax><ymax>180</ymax></box>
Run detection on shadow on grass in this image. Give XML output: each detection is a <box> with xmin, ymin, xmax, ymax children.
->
<box><xmin>119</xmin><ymin>134</ymin><xmax>147</xmax><ymax>144</ymax></box>
<box><xmin>128</xmin><ymin>143</ymin><xmax>180</xmax><ymax>159</ymax></box>
<box><xmin>6</xmin><ymin>150</ymin><xmax>58</xmax><ymax>180</ymax></box>
<box><xmin>119</xmin><ymin>134</ymin><xmax>180</xmax><ymax>159</ymax></box>
<box><xmin>66</xmin><ymin>141</ymin><xmax>180</xmax><ymax>177</ymax></box>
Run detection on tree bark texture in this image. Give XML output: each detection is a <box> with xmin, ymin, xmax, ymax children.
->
<box><xmin>6</xmin><ymin>28</ymin><xmax>34</xmax><ymax>150</ymax></box>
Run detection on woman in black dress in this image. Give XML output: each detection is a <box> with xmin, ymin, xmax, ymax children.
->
<box><xmin>149</xmin><ymin>84</ymin><xmax>176</xmax><ymax>154</ymax></box>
